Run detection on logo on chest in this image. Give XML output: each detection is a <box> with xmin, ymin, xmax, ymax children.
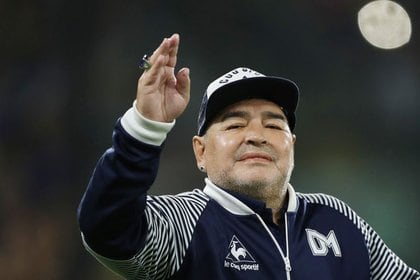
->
<box><xmin>224</xmin><ymin>235</ymin><xmax>259</xmax><ymax>271</ymax></box>
<box><xmin>306</xmin><ymin>229</ymin><xmax>342</xmax><ymax>257</ymax></box>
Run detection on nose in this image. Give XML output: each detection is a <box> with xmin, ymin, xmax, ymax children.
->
<box><xmin>244</xmin><ymin>122</ymin><xmax>267</xmax><ymax>146</ymax></box>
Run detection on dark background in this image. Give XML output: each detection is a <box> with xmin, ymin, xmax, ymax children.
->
<box><xmin>1</xmin><ymin>0</ymin><xmax>419</xmax><ymax>278</ymax></box>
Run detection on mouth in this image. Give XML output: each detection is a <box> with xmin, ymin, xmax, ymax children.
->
<box><xmin>238</xmin><ymin>152</ymin><xmax>273</xmax><ymax>162</ymax></box>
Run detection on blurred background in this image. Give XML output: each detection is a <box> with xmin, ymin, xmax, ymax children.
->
<box><xmin>1</xmin><ymin>0</ymin><xmax>419</xmax><ymax>278</ymax></box>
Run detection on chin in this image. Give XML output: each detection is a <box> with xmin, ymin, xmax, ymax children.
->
<box><xmin>240</xmin><ymin>169</ymin><xmax>273</xmax><ymax>181</ymax></box>
<box><xmin>236</xmin><ymin>175</ymin><xmax>274</xmax><ymax>188</ymax></box>
<box><xmin>213</xmin><ymin>168</ymin><xmax>283</xmax><ymax>191</ymax></box>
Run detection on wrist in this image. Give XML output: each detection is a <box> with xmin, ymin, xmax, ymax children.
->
<box><xmin>120</xmin><ymin>101</ymin><xmax>176</xmax><ymax>146</ymax></box>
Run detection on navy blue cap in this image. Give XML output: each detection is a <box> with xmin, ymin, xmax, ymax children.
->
<box><xmin>197</xmin><ymin>67</ymin><xmax>299</xmax><ymax>136</ymax></box>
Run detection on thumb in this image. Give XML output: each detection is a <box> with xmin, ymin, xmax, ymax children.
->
<box><xmin>176</xmin><ymin>67</ymin><xmax>191</xmax><ymax>100</ymax></box>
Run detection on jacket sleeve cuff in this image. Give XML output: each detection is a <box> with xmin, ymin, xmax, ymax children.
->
<box><xmin>120</xmin><ymin>101</ymin><xmax>176</xmax><ymax>146</ymax></box>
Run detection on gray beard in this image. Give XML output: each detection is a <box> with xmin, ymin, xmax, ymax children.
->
<box><xmin>215</xmin><ymin>169</ymin><xmax>291</xmax><ymax>202</ymax></box>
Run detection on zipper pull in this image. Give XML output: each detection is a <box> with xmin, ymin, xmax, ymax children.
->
<box><xmin>284</xmin><ymin>257</ymin><xmax>292</xmax><ymax>272</ymax></box>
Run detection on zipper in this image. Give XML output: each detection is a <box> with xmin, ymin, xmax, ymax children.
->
<box><xmin>202</xmin><ymin>182</ymin><xmax>293</xmax><ymax>278</ymax></box>
<box><xmin>256</xmin><ymin>213</ymin><xmax>292</xmax><ymax>279</ymax></box>
<box><xmin>284</xmin><ymin>256</ymin><xmax>292</xmax><ymax>280</ymax></box>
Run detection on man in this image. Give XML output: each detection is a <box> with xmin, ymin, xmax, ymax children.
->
<box><xmin>78</xmin><ymin>33</ymin><xmax>419</xmax><ymax>279</ymax></box>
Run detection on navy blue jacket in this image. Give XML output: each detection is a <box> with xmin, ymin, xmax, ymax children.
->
<box><xmin>78</xmin><ymin>107</ymin><xmax>419</xmax><ymax>280</ymax></box>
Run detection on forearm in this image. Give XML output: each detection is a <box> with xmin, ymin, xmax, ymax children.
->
<box><xmin>78</xmin><ymin>104</ymin><xmax>175</xmax><ymax>259</ymax></box>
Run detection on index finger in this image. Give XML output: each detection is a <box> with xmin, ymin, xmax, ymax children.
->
<box><xmin>167</xmin><ymin>33</ymin><xmax>180</xmax><ymax>68</ymax></box>
<box><xmin>149</xmin><ymin>36</ymin><xmax>171</xmax><ymax>65</ymax></box>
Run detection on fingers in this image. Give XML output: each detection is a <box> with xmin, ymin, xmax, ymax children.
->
<box><xmin>141</xmin><ymin>34</ymin><xmax>179</xmax><ymax>83</ymax></box>
<box><xmin>167</xmin><ymin>34</ymin><xmax>179</xmax><ymax>68</ymax></box>
<box><xmin>149</xmin><ymin>34</ymin><xmax>179</xmax><ymax>67</ymax></box>
<box><xmin>176</xmin><ymin>67</ymin><xmax>191</xmax><ymax>100</ymax></box>
<box><xmin>135</xmin><ymin>35</ymin><xmax>189</xmax><ymax>122</ymax></box>
<box><xmin>137</xmin><ymin>34</ymin><xmax>185</xmax><ymax>92</ymax></box>
<box><xmin>143</xmin><ymin>57</ymin><xmax>167</xmax><ymax>84</ymax></box>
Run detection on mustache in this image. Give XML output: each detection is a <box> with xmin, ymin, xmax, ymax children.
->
<box><xmin>235</xmin><ymin>146</ymin><xmax>277</xmax><ymax>161</ymax></box>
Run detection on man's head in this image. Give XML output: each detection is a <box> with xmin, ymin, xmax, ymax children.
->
<box><xmin>192</xmin><ymin>67</ymin><xmax>299</xmax><ymax>202</ymax></box>
<box><xmin>197</xmin><ymin>67</ymin><xmax>299</xmax><ymax>136</ymax></box>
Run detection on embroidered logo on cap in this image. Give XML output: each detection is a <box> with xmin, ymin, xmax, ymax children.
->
<box><xmin>206</xmin><ymin>67</ymin><xmax>264</xmax><ymax>98</ymax></box>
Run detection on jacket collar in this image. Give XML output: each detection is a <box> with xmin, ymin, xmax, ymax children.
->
<box><xmin>203</xmin><ymin>178</ymin><xmax>298</xmax><ymax>215</ymax></box>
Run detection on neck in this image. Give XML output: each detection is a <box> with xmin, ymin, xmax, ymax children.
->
<box><xmin>266</xmin><ymin>186</ymin><xmax>288</xmax><ymax>225</ymax></box>
<box><xmin>222</xmin><ymin>181</ymin><xmax>289</xmax><ymax>225</ymax></box>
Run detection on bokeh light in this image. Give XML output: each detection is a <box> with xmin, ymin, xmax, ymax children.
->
<box><xmin>358</xmin><ymin>0</ymin><xmax>412</xmax><ymax>49</ymax></box>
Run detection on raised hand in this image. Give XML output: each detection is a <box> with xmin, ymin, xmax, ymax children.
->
<box><xmin>135</xmin><ymin>34</ymin><xmax>190</xmax><ymax>123</ymax></box>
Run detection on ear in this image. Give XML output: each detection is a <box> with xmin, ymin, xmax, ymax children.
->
<box><xmin>292</xmin><ymin>134</ymin><xmax>297</xmax><ymax>144</ymax></box>
<box><xmin>192</xmin><ymin>135</ymin><xmax>206</xmax><ymax>170</ymax></box>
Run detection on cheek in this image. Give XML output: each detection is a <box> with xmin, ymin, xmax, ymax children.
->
<box><xmin>215</xmin><ymin>134</ymin><xmax>237</xmax><ymax>148</ymax></box>
<box><xmin>275</xmin><ymin>136</ymin><xmax>295</xmax><ymax>157</ymax></box>
<box><xmin>205</xmin><ymin>135</ymin><xmax>237</xmax><ymax>163</ymax></box>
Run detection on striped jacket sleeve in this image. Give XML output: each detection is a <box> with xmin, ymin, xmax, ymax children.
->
<box><xmin>299</xmin><ymin>193</ymin><xmax>420</xmax><ymax>280</ymax></box>
<box><xmin>83</xmin><ymin>191</ymin><xmax>209</xmax><ymax>279</ymax></box>
<box><xmin>78</xmin><ymin>106</ymin><xmax>208</xmax><ymax>279</ymax></box>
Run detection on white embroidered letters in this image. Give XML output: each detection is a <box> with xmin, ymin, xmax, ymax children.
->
<box><xmin>306</xmin><ymin>229</ymin><xmax>342</xmax><ymax>257</ymax></box>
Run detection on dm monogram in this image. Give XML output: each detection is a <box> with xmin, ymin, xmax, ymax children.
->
<box><xmin>306</xmin><ymin>229</ymin><xmax>342</xmax><ymax>257</ymax></box>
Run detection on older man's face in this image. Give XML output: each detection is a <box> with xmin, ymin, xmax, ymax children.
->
<box><xmin>193</xmin><ymin>99</ymin><xmax>296</xmax><ymax>197</ymax></box>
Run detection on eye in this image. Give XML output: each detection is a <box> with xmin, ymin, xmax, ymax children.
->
<box><xmin>266</xmin><ymin>124</ymin><xmax>283</xmax><ymax>130</ymax></box>
<box><xmin>224</xmin><ymin>120</ymin><xmax>247</xmax><ymax>130</ymax></box>
<box><xmin>226</xmin><ymin>124</ymin><xmax>245</xmax><ymax>130</ymax></box>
